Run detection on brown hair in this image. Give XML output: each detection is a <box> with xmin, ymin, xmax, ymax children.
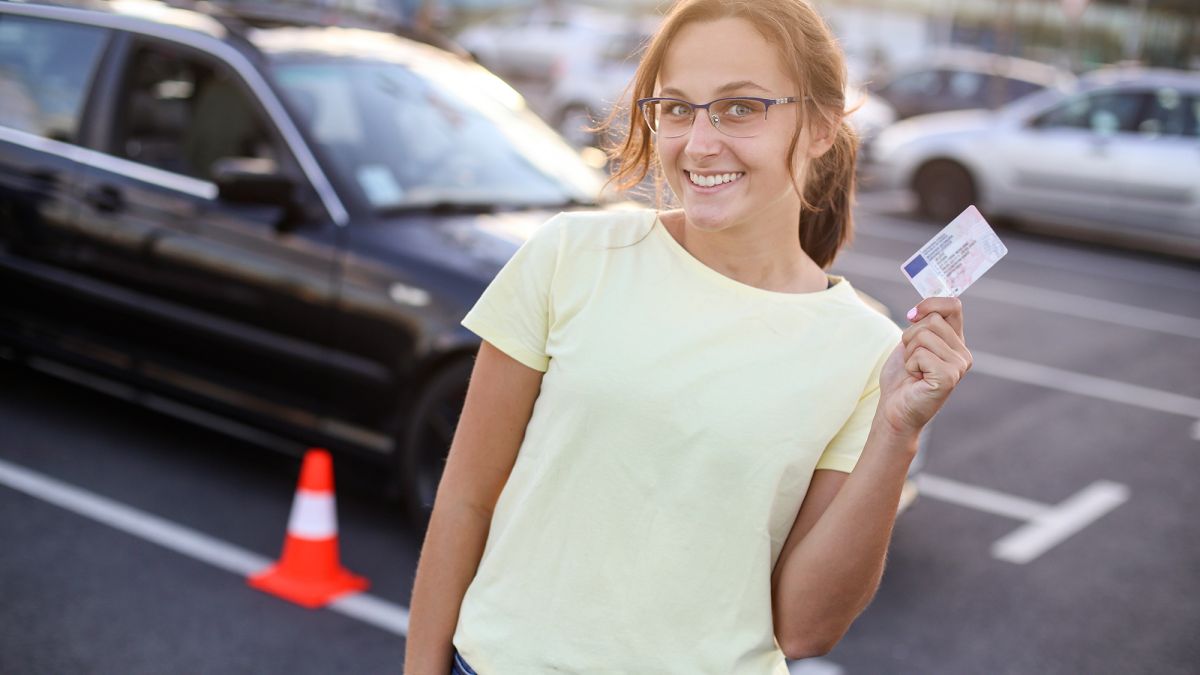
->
<box><xmin>603</xmin><ymin>0</ymin><xmax>857</xmax><ymax>269</ymax></box>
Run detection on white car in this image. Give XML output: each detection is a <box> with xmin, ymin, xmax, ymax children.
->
<box><xmin>865</xmin><ymin>67</ymin><xmax>1200</xmax><ymax>257</ymax></box>
<box><xmin>846</xmin><ymin>84</ymin><xmax>896</xmax><ymax>146</ymax></box>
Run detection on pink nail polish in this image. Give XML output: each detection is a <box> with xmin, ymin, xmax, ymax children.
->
<box><xmin>906</xmin><ymin>307</ymin><xmax>918</xmax><ymax>321</ymax></box>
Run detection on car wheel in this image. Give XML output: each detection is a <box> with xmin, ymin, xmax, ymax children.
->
<box><xmin>914</xmin><ymin>160</ymin><xmax>976</xmax><ymax>222</ymax></box>
<box><xmin>398</xmin><ymin>357</ymin><xmax>472</xmax><ymax>529</ymax></box>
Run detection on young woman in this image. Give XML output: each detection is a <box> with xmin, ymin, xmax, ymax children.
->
<box><xmin>405</xmin><ymin>1</ymin><xmax>972</xmax><ymax>673</ymax></box>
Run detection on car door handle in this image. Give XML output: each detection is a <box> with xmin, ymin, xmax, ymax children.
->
<box><xmin>85</xmin><ymin>185</ymin><xmax>124</xmax><ymax>213</ymax></box>
<box><xmin>29</xmin><ymin>169</ymin><xmax>58</xmax><ymax>189</ymax></box>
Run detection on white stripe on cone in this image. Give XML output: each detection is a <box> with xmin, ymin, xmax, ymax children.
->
<box><xmin>286</xmin><ymin>490</ymin><xmax>338</xmax><ymax>539</ymax></box>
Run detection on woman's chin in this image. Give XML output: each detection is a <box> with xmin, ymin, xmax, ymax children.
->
<box><xmin>682</xmin><ymin>204</ymin><xmax>739</xmax><ymax>233</ymax></box>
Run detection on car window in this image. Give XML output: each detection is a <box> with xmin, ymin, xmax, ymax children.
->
<box><xmin>1034</xmin><ymin>90</ymin><xmax>1144</xmax><ymax>134</ymax></box>
<box><xmin>1136</xmin><ymin>88</ymin><xmax>1199</xmax><ymax>139</ymax></box>
<box><xmin>885</xmin><ymin>70</ymin><xmax>942</xmax><ymax>97</ymax></box>
<box><xmin>0</xmin><ymin>15</ymin><xmax>108</xmax><ymax>143</ymax></box>
<box><xmin>1000</xmin><ymin>77</ymin><xmax>1045</xmax><ymax>103</ymax></box>
<box><xmin>946</xmin><ymin>71</ymin><xmax>986</xmax><ymax>103</ymax></box>
<box><xmin>113</xmin><ymin>43</ymin><xmax>281</xmax><ymax>180</ymax></box>
<box><xmin>272</xmin><ymin>58</ymin><xmax>601</xmax><ymax>211</ymax></box>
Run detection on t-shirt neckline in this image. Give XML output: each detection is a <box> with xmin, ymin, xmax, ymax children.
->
<box><xmin>651</xmin><ymin>211</ymin><xmax>849</xmax><ymax>301</ymax></box>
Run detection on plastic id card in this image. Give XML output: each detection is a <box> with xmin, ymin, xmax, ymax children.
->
<box><xmin>901</xmin><ymin>205</ymin><xmax>1008</xmax><ymax>298</ymax></box>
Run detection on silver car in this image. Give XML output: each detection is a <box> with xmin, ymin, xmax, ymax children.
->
<box><xmin>865</xmin><ymin>67</ymin><xmax>1200</xmax><ymax>257</ymax></box>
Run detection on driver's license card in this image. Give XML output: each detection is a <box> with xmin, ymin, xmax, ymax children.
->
<box><xmin>901</xmin><ymin>205</ymin><xmax>1007</xmax><ymax>298</ymax></box>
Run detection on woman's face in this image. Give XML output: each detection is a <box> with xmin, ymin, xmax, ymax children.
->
<box><xmin>655</xmin><ymin>17</ymin><xmax>824</xmax><ymax>234</ymax></box>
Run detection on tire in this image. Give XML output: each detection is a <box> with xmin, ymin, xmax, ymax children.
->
<box><xmin>397</xmin><ymin>357</ymin><xmax>472</xmax><ymax>530</ymax></box>
<box><xmin>913</xmin><ymin>160</ymin><xmax>976</xmax><ymax>222</ymax></box>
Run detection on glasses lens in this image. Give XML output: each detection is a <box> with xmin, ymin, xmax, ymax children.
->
<box><xmin>711</xmin><ymin>98</ymin><xmax>768</xmax><ymax>138</ymax></box>
<box><xmin>644</xmin><ymin>100</ymin><xmax>694</xmax><ymax>137</ymax></box>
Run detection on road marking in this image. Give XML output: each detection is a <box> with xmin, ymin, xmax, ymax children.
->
<box><xmin>914</xmin><ymin>474</ymin><xmax>1047</xmax><ymax>521</ymax></box>
<box><xmin>0</xmin><ymin>457</ymin><xmax>410</xmax><ymax>636</ymax></box>
<box><xmin>788</xmin><ymin>659</ymin><xmax>845</xmax><ymax>674</ymax></box>
<box><xmin>991</xmin><ymin>481</ymin><xmax>1129</xmax><ymax>565</ymax></box>
<box><xmin>836</xmin><ymin>251</ymin><xmax>1200</xmax><ymax>340</ymax></box>
<box><xmin>917</xmin><ymin>474</ymin><xmax>1129</xmax><ymax>565</ymax></box>
<box><xmin>971</xmin><ymin>351</ymin><xmax>1200</xmax><ymax>419</ymax></box>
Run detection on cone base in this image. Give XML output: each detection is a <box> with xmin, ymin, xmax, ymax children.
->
<box><xmin>248</xmin><ymin>564</ymin><xmax>369</xmax><ymax>608</ymax></box>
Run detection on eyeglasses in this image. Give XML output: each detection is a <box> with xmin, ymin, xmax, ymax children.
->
<box><xmin>637</xmin><ymin>96</ymin><xmax>802</xmax><ymax>138</ymax></box>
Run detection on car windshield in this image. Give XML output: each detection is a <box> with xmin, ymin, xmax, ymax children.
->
<box><xmin>271</xmin><ymin>57</ymin><xmax>604</xmax><ymax>213</ymax></box>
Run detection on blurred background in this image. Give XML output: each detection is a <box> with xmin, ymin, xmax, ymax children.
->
<box><xmin>1</xmin><ymin>1</ymin><xmax>1197</xmax><ymax>674</ymax></box>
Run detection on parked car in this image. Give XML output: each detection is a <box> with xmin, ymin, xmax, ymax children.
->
<box><xmin>868</xmin><ymin>49</ymin><xmax>1074</xmax><ymax>120</ymax></box>
<box><xmin>0</xmin><ymin>0</ymin><xmax>605</xmax><ymax>526</ymax></box>
<box><xmin>846</xmin><ymin>84</ymin><xmax>897</xmax><ymax>147</ymax></box>
<box><xmin>864</xmin><ymin>67</ymin><xmax>1200</xmax><ymax>257</ymax></box>
<box><xmin>0</xmin><ymin>0</ymin><xmax>928</xmax><ymax>527</ymax></box>
<box><xmin>456</xmin><ymin>5</ymin><xmax>657</xmax><ymax>148</ymax></box>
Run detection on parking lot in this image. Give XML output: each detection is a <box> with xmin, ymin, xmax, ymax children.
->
<box><xmin>2</xmin><ymin>195</ymin><xmax>1197</xmax><ymax>674</ymax></box>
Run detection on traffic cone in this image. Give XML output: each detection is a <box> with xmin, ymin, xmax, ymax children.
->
<box><xmin>248</xmin><ymin>449</ymin><xmax>368</xmax><ymax>607</ymax></box>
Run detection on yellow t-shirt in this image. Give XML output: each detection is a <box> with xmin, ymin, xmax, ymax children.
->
<box><xmin>454</xmin><ymin>209</ymin><xmax>901</xmax><ymax>674</ymax></box>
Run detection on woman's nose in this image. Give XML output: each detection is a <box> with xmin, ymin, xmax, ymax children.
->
<box><xmin>684</xmin><ymin>111</ymin><xmax>724</xmax><ymax>157</ymax></box>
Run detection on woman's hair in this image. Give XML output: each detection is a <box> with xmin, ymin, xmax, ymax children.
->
<box><xmin>603</xmin><ymin>0</ymin><xmax>857</xmax><ymax>269</ymax></box>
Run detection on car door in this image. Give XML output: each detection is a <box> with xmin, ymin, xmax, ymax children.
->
<box><xmin>995</xmin><ymin>88</ymin><xmax>1143</xmax><ymax>229</ymax></box>
<box><xmin>1102</xmin><ymin>87</ymin><xmax>1200</xmax><ymax>239</ymax></box>
<box><xmin>0</xmin><ymin>13</ymin><xmax>113</xmax><ymax>359</ymax></box>
<box><xmin>73</xmin><ymin>33</ymin><xmax>347</xmax><ymax>441</ymax></box>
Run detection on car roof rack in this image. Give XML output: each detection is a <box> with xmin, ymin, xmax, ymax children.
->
<box><xmin>166</xmin><ymin>0</ymin><xmax>468</xmax><ymax>56</ymax></box>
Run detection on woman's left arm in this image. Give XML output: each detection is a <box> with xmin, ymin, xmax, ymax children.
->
<box><xmin>771</xmin><ymin>297</ymin><xmax>973</xmax><ymax>659</ymax></box>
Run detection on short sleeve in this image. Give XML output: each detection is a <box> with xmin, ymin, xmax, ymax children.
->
<box><xmin>460</xmin><ymin>214</ymin><xmax>565</xmax><ymax>372</ymax></box>
<box><xmin>816</xmin><ymin>335</ymin><xmax>898</xmax><ymax>473</ymax></box>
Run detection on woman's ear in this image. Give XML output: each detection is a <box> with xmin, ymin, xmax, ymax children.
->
<box><xmin>806</xmin><ymin>116</ymin><xmax>841</xmax><ymax>159</ymax></box>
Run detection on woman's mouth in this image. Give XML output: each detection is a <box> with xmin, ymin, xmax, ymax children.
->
<box><xmin>687</xmin><ymin>171</ymin><xmax>745</xmax><ymax>189</ymax></box>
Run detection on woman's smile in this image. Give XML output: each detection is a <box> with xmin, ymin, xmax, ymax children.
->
<box><xmin>686</xmin><ymin>170</ymin><xmax>745</xmax><ymax>189</ymax></box>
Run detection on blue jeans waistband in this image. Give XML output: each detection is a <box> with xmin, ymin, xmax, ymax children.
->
<box><xmin>452</xmin><ymin>649</ymin><xmax>478</xmax><ymax>675</ymax></box>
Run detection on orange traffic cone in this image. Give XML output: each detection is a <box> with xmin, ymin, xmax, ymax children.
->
<box><xmin>248</xmin><ymin>449</ymin><xmax>368</xmax><ymax>607</ymax></box>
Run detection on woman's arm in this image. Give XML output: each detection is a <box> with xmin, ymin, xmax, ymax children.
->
<box><xmin>404</xmin><ymin>341</ymin><xmax>545</xmax><ymax>674</ymax></box>
<box><xmin>771</xmin><ymin>298</ymin><xmax>972</xmax><ymax>658</ymax></box>
<box><xmin>770</xmin><ymin>429</ymin><xmax>917</xmax><ymax>658</ymax></box>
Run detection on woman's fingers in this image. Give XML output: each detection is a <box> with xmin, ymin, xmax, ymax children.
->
<box><xmin>904</xmin><ymin>330</ymin><xmax>971</xmax><ymax>373</ymax></box>
<box><xmin>907</xmin><ymin>297</ymin><xmax>965</xmax><ymax>338</ymax></box>
<box><xmin>903</xmin><ymin>311</ymin><xmax>966</xmax><ymax>356</ymax></box>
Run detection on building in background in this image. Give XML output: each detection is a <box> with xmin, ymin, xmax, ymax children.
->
<box><xmin>822</xmin><ymin>0</ymin><xmax>1198</xmax><ymax>74</ymax></box>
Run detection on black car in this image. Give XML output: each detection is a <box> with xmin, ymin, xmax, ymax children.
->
<box><xmin>0</xmin><ymin>0</ymin><xmax>605</xmax><ymax>525</ymax></box>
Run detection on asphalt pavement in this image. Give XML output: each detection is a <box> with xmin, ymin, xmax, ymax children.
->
<box><xmin>2</xmin><ymin>194</ymin><xmax>1198</xmax><ymax>674</ymax></box>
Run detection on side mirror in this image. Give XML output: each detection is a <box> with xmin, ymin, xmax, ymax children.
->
<box><xmin>212</xmin><ymin>157</ymin><xmax>294</xmax><ymax>209</ymax></box>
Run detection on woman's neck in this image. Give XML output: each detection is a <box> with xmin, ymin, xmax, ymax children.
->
<box><xmin>660</xmin><ymin>210</ymin><xmax>829</xmax><ymax>294</ymax></box>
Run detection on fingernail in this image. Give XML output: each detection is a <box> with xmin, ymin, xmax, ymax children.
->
<box><xmin>906</xmin><ymin>307</ymin><xmax>918</xmax><ymax>321</ymax></box>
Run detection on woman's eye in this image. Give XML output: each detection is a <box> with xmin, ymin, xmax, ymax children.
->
<box><xmin>728</xmin><ymin>102</ymin><xmax>754</xmax><ymax>117</ymax></box>
<box><xmin>666</xmin><ymin>103</ymin><xmax>691</xmax><ymax>117</ymax></box>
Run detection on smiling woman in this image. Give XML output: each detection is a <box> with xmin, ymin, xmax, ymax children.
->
<box><xmin>404</xmin><ymin>2</ymin><xmax>974</xmax><ymax>674</ymax></box>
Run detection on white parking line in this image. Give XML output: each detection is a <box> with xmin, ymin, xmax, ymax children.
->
<box><xmin>971</xmin><ymin>351</ymin><xmax>1200</xmax><ymax>419</ymax></box>
<box><xmin>0</xmin><ymin>457</ymin><xmax>410</xmax><ymax>636</ymax></box>
<box><xmin>991</xmin><ymin>481</ymin><xmax>1130</xmax><ymax>565</ymax></box>
<box><xmin>835</xmin><ymin>251</ymin><xmax>1200</xmax><ymax>340</ymax></box>
<box><xmin>917</xmin><ymin>474</ymin><xmax>1129</xmax><ymax>565</ymax></box>
<box><xmin>913</xmin><ymin>474</ymin><xmax>1047</xmax><ymax>521</ymax></box>
<box><xmin>789</xmin><ymin>658</ymin><xmax>845</xmax><ymax>674</ymax></box>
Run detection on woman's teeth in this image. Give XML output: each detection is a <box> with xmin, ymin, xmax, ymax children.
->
<box><xmin>688</xmin><ymin>171</ymin><xmax>744</xmax><ymax>188</ymax></box>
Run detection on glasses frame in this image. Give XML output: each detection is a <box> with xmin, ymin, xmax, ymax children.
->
<box><xmin>636</xmin><ymin>96</ymin><xmax>804</xmax><ymax>138</ymax></box>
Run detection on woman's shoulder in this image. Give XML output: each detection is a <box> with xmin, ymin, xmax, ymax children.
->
<box><xmin>827</xmin><ymin>278</ymin><xmax>906</xmax><ymax>343</ymax></box>
<box><xmin>548</xmin><ymin>207</ymin><xmax>659</xmax><ymax>248</ymax></box>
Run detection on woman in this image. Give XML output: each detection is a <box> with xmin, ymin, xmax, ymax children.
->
<box><xmin>406</xmin><ymin>1</ymin><xmax>972</xmax><ymax>673</ymax></box>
